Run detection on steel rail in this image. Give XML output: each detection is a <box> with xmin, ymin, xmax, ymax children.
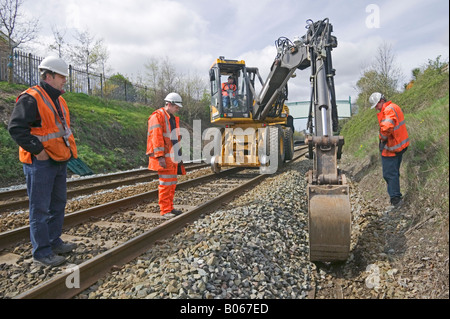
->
<box><xmin>0</xmin><ymin>170</ymin><xmax>149</xmax><ymax>202</ymax></box>
<box><xmin>0</xmin><ymin>163</ymin><xmax>209</xmax><ymax>211</ymax></box>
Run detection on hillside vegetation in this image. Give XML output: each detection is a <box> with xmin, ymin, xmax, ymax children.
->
<box><xmin>1</xmin><ymin>83</ymin><xmax>156</xmax><ymax>186</ymax></box>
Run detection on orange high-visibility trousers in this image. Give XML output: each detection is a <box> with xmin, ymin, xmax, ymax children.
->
<box><xmin>158</xmin><ymin>167</ymin><xmax>178</xmax><ymax>215</ymax></box>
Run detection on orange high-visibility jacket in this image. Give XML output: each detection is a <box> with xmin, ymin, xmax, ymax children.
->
<box><xmin>17</xmin><ymin>86</ymin><xmax>77</xmax><ymax>164</ymax></box>
<box><xmin>146</xmin><ymin>107</ymin><xmax>185</xmax><ymax>172</ymax></box>
<box><xmin>377</xmin><ymin>101</ymin><xmax>409</xmax><ymax>157</ymax></box>
<box><xmin>222</xmin><ymin>83</ymin><xmax>236</xmax><ymax>97</ymax></box>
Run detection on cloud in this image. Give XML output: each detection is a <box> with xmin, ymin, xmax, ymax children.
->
<box><xmin>65</xmin><ymin>1</ymin><xmax>81</xmax><ymax>30</ymax></box>
<box><xmin>20</xmin><ymin>0</ymin><xmax>449</xmax><ymax>106</ymax></box>
<box><xmin>65</xmin><ymin>0</ymin><xmax>209</xmax><ymax>51</ymax></box>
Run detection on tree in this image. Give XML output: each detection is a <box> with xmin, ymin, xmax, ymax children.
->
<box><xmin>143</xmin><ymin>56</ymin><xmax>210</xmax><ymax>124</ymax></box>
<box><xmin>372</xmin><ymin>42</ymin><xmax>404</xmax><ymax>96</ymax></box>
<box><xmin>48</xmin><ymin>25</ymin><xmax>67</xmax><ymax>58</ymax></box>
<box><xmin>69</xmin><ymin>29</ymin><xmax>107</xmax><ymax>94</ymax></box>
<box><xmin>144</xmin><ymin>56</ymin><xmax>180</xmax><ymax>106</ymax></box>
<box><xmin>144</xmin><ymin>57</ymin><xmax>160</xmax><ymax>104</ymax></box>
<box><xmin>94</xmin><ymin>43</ymin><xmax>110</xmax><ymax>77</ymax></box>
<box><xmin>104</xmin><ymin>73</ymin><xmax>137</xmax><ymax>102</ymax></box>
<box><xmin>355</xmin><ymin>70</ymin><xmax>380</xmax><ymax>108</ymax></box>
<box><xmin>178</xmin><ymin>72</ymin><xmax>210</xmax><ymax>124</ymax></box>
<box><xmin>0</xmin><ymin>0</ymin><xmax>40</xmax><ymax>83</ymax></box>
<box><xmin>355</xmin><ymin>42</ymin><xmax>404</xmax><ymax>108</ymax></box>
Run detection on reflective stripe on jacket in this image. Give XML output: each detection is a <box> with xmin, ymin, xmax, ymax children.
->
<box><xmin>146</xmin><ymin>107</ymin><xmax>185</xmax><ymax>172</ymax></box>
<box><xmin>377</xmin><ymin>101</ymin><xmax>409</xmax><ymax>157</ymax></box>
<box><xmin>17</xmin><ymin>86</ymin><xmax>77</xmax><ymax>164</ymax></box>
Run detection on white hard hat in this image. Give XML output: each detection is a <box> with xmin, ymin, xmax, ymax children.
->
<box><xmin>369</xmin><ymin>92</ymin><xmax>384</xmax><ymax>109</ymax></box>
<box><xmin>38</xmin><ymin>56</ymin><xmax>69</xmax><ymax>77</ymax></box>
<box><xmin>164</xmin><ymin>92</ymin><xmax>183</xmax><ymax>107</ymax></box>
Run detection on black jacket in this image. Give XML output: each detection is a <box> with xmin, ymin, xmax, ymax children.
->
<box><xmin>8</xmin><ymin>81</ymin><xmax>64</xmax><ymax>155</ymax></box>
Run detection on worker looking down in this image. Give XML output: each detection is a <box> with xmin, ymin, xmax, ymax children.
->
<box><xmin>146</xmin><ymin>92</ymin><xmax>186</xmax><ymax>218</ymax></box>
<box><xmin>8</xmin><ymin>56</ymin><xmax>78</xmax><ymax>267</ymax></box>
<box><xmin>370</xmin><ymin>92</ymin><xmax>409</xmax><ymax>209</ymax></box>
<box><xmin>222</xmin><ymin>76</ymin><xmax>238</xmax><ymax>110</ymax></box>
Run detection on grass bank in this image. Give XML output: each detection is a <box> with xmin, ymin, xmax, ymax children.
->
<box><xmin>0</xmin><ymin>86</ymin><xmax>155</xmax><ymax>187</ymax></box>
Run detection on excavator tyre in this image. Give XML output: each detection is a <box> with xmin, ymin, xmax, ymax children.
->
<box><xmin>307</xmin><ymin>184</ymin><xmax>351</xmax><ymax>262</ymax></box>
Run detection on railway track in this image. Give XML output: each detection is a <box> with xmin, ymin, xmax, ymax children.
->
<box><xmin>0</xmin><ymin>162</ymin><xmax>209</xmax><ymax>212</ymax></box>
<box><xmin>0</xmin><ymin>146</ymin><xmax>308</xmax><ymax>299</ymax></box>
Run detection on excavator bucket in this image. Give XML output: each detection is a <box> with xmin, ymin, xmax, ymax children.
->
<box><xmin>307</xmin><ymin>184</ymin><xmax>351</xmax><ymax>262</ymax></box>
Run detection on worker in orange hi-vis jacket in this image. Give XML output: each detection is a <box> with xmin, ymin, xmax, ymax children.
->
<box><xmin>369</xmin><ymin>92</ymin><xmax>410</xmax><ymax>209</ymax></box>
<box><xmin>146</xmin><ymin>92</ymin><xmax>186</xmax><ymax>218</ymax></box>
<box><xmin>221</xmin><ymin>76</ymin><xmax>238</xmax><ymax>109</ymax></box>
<box><xmin>8</xmin><ymin>56</ymin><xmax>78</xmax><ymax>267</ymax></box>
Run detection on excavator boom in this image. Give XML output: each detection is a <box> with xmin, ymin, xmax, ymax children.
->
<box><xmin>250</xmin><ymin>19</ymin><xmax>352</xmax><ymax>261</ymax></box>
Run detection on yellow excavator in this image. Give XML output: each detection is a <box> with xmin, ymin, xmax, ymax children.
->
<box><xmin>208</xmin><ymin>18</ymin><xmax>351</xmax><ymax>262</ymax></box>
<box><xmin>209</xmin><ymin>58</ymin><xmax>295</xmax><ymax>174</ymax></box>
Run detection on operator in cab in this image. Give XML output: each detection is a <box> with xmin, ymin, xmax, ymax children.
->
<box><xmin>222</xmin><ymin>76</ymin><xmax>238</xmax><ymax>110</ymax></box>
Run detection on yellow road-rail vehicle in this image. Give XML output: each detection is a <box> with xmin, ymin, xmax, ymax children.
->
<box><xmin>208</xmin><ymin>19</ymin><xmax>351</xmax><ymax>262</ymax></box>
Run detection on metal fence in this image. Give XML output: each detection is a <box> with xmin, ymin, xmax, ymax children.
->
<box><xmin>0</xmin><ymin>49</ymin><xmax>151</xmax><ymax>104</ymax></box>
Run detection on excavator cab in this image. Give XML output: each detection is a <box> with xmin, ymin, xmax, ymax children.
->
<box><xmin>209</xmin><ymin>57</ymin><xmax>254</xmax><ymax>123</ymax></box>
<box><xmin>208</xmin><ymin>57</ymin><xmax>293</xmax><ymax>173</ymax></box>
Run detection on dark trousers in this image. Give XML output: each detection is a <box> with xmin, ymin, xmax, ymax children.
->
<box><xmin>23</xmin><ymin>158</ymin><xmax>67</xmax><ymax>258</ymax></box>
<box><xmin>381</xmin><ymin>149</ymin><xmax>406</xmax><ymax>203</ymax></box>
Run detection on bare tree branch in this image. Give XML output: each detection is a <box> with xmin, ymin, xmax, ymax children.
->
<box><xmin>355</xmin><ymin>41</ymin><xmax>405</xmax><ymax>108</ymax></box>
<box><xmin>68</xmin><ymin>28</ymin><xmax>108</xmax><ymax>93</ymax></box>
<box><xmin>0</xmin><ymin>0</ymin><xmax>40</xmax><ymax>82</ymax></box>
<box><xmin>0</xmin><ymin>0</ymin><xmax>39</xmax><ymax>49</ymax></box>
<box><xmin>49</xmin><ymin>25</ymin><xmax>67</xmax><ymax>58</ymax></box>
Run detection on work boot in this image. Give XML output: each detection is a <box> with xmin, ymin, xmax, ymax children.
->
<box><xmin>391</xmin><ymin>197</ymin><xmax>404</xmax><ymax>208</ymax></box>
<box><xmin>52</xmin><ymin>241</ymin><xmax>77</xmax><ymax>254</ymax></box>
<box><xmin>170</xmin><ymin>209</ymin><xmax>183</xmax><ymax>216</ymax></box>
<box><xmin>33</xmin><ymin>253</ymin><xmax>66</xmax><ymax>267</ymax></box>
<box><xmin>162</xmin><ymin>209</ymin><xmax>183</xmax><ymax>219</ymax></box>
<box><xmin>393</xmin><ymin>198</ymin><xmax>404</xmax><ymax>209</ymax></box>
<box><xmin>385</xmin><ymin>197</ymin><xmax>404</xmax><ymax>212</ymax></box>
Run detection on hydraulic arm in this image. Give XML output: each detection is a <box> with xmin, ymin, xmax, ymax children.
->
<box><xmin>253</xmin><ymin>18</ymin><xmax>351</xmax><ymax>261</ymax></box>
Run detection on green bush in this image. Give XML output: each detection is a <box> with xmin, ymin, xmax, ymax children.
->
<box><xmin>0</xmin><ymin>124</ymin><xmax>23</xmax><ymax>184</ymax></box>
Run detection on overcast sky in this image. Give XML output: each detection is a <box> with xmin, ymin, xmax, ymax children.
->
<box><xmin>21</xmin><ymin>0</ymin><xmax>449</xmax><ymax>107</ymax></box>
